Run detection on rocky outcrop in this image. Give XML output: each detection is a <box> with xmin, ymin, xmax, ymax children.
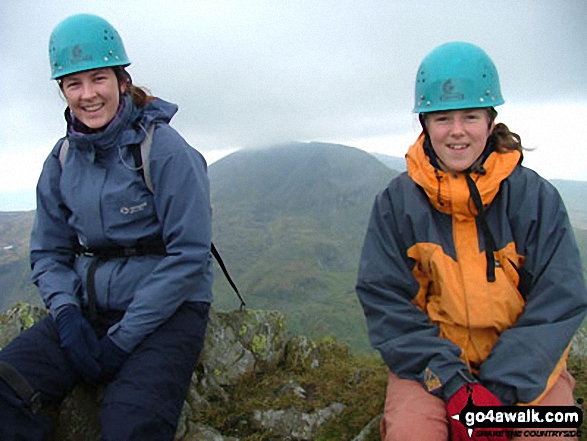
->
<box><xmin>0</xmin><ymin>303</ymin><xmax>377</xmax><ymax>440</ymax></box>
<box><xmin>571</xmin><ymin>326</ymin><xmax>587</xmax><ymax>358</ymax></box>
<box><xmin>3</xmin><ymin>302</ymin><xmax>586</xmax><ymax>440</ymax></box>
<box><xmin>252</xmin><ymin>403</ymin><xmax>346</xmax><ymax>440</ymax></box>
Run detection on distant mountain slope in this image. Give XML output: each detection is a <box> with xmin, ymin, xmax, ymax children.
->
<box><xmin>209</xmin><ymin>142</ymin><xmax>398</xmax><ymax>350</ymax></box>
<box><xmin>550</xmin><ymin>180</ymin><xmax>587</xmax><ymax>229</ymax></box>
<box><xmin>369</xmin><ymin>152</ymin><xmax>406</xmax><ymax>173</ymax></box>
<box><xmin>0</xmin><ymin>211</ymin><xmax>40</xmax><ymax>310</ymax></box>
<box><xmin>574</xmin><ymin>227</ymin><xmax>587</xmax><ymax>281</ymax></box>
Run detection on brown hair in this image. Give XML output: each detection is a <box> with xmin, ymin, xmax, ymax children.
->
<box><xmin>485</xmin><ymin>108</ymin><xmax>524</xmax><ymax>153</ymax></box>
<box><xmin>114</xmin><ymin>67</ymin><xmax>156</xmax><ymax>108</ymax></box>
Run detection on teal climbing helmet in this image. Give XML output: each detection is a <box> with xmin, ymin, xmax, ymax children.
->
<box><xmin>49</xmin><ymin>14</ymin><xmax>130</xmax><ymax>79</ymax></box>
<box><xmin>413</xmin><ymin>41</ymin><xmax>504</xmax><ymax>113</ymax></box>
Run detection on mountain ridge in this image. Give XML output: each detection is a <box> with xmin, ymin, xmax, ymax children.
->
<box><xmin>209</xmin><ymin>142</ymin><xmax>398</xmax><ymax>349</ymax></box>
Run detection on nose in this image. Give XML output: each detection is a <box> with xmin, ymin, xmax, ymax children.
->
<box><xmin>79</xmin><ymin>82</ymin><xmax>96</xmax><ymax>100</ymax></box>
<box><xmin>449</xmin><ymin>117</ymin><xmax>465</xmax><ymax>136</ymax></box>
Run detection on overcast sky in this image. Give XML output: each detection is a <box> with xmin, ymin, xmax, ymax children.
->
<box><xmin>1</xmin><ymin>0</ymin><xmax>586</xmax><ymax>211</ymax></box>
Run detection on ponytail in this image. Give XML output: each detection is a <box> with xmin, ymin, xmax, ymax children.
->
<box><xmin>486</xmin><ymin>107</ymin><xmax>524</xmax><ymax>154</ymax></box>
<box><xmin>114</xmin><ymin>67</ymin><xmax>156</xmax><ymax>108</ymax></box>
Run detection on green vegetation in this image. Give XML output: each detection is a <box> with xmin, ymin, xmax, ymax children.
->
<box><xmin>574</xmin><ymin>227</ymin><xmax>587</xmax><ymax>282</ymax></box>
<box><xmin>195</xmin><ymin>339</ymin><xmax>587</xmax><ymax>440</ymax></box>
<box><xmin>209</xmin><ymin>143</ymin><xmax>396</xmax><ymax>352</ymax></box>
<box><xmin>195</xmin><ymin>337</ymin><xmax>387</xmax><ymax>440</ymax></box>
<box><xmin>0</xmin><ymin>211</ymin><xmax>40</xmax><ymax>311</ymax></box>
<box><xmin>568</xmin><ymin>355</ymin><xmax>587</xmax><ymax>440</ymax></box>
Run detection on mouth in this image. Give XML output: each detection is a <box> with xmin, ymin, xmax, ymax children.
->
<box><xmin>81</xmin><ymin>103</ymin><xmax>105</xmax><ymax>113</ymax></box>
<box><xmin>447</xmin><ymin>144</ymin><xmax>468</xmax><ymax>151</ymax></box>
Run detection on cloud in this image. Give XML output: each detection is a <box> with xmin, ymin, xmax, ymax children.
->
<box><xmin>0</xmin><ymin>0</ymin><xmax>585</xmax><ymax>210</ymax></box>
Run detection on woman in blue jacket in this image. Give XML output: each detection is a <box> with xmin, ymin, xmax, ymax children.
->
<box><xmin>0</xmin><ymin>14</ymin><xmax>212</xmax><ymax>440</ymax></box>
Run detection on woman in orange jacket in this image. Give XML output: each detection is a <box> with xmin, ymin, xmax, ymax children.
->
<box><xmin>356</xmin><ymin>41</ymin><xmax>587</xmax><ymax>441</ymax></box>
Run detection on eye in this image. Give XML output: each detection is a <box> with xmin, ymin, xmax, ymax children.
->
<box><xmin>465</xmin><ymin>111</ymin><xmax>484</xmax><ymax>121</ymax></box>
<box><xmin>63</xmin><ymin>80</ymin><xmax>80</xmax><ymax>90</ymax></box>
<box><xmin>432</xmin><ymin>115</ymin><xmax>449</xmax><ymax>123</ymax></box>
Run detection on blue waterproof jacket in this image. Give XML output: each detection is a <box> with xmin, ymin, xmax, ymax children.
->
<box><xmin>30</xmin><ymin>96</ymin><xmax>213</xmax><ymax>353</ymax></box>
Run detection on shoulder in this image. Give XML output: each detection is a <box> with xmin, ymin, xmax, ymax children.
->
<box><xmin>504</xmin><ymin>165</ymin><xmax>562</xmax><ymax>202</ymax></box>
<box><xmin>378</xmin><ymin>171</ymin><xmax>426</xmax><ymax>207</ymax></box>
<box><xmin>43</xmin><ymin>137</ymin><xmax>68</xmax><ymax>169</ymax></box>
<box><xmin>150</xmin><ymin>123</ymin><xmax>203</xmax><ymax>159</ymax></box>
<box><xmin>500</xmin><ymin>165</ymin><xmax>568</xmax><ymax>228</ymax></box>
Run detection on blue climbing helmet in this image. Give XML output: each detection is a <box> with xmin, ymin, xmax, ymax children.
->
<box><xmin>413</xmin><ymin>41</ymin><xmax>504</xmax><ymax>113</ymax></box>
<box><xmin>49</xmin><ymin>13</ymin><xmax>130</xmax><ymax>79</ymax></box>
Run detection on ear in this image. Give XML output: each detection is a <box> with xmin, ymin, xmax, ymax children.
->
<box><xmin>119</xmin><ymin>80</ymin><xmax>128</xmax><ymax>94</ymax></box>
<box><xmin>486</xmin><ymin>107</ymin><xmax>497</xmax><ymax>133</ymax></box>
<box><xmin>488</xmin><ymin>120</ymin><xmax>496</xmax><ymax>134</ymax></box>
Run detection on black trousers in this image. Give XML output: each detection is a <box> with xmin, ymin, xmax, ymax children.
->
<box><xmin>0</xmin><ymin>301</ymin><xmax>210</xmax><ymax>441</ymax></box>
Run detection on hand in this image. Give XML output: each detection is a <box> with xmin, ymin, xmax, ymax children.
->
<box><xmin>99</xmin><ymin>336</ymin><xmax>130</xmax><ymax>380</ymax></box>
<box><xmin>54</xmin><ymin>305</ymin><xmax>102</xmax><ymax>382</ymax></box>
<box><xmin>446</xmin><ymin>383</ymin><xmax>508</xmax><ymax>441</ymax></box>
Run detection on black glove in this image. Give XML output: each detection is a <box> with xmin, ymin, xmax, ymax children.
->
<box><xmin>54</xmin><ymin>305</ymin><xmax>102</xmax><ymax>382</ymax></box>
<box><xmin>99</xmin><ymin>336</ymin><xmax>130</xmax><ymax>379</ymax></box>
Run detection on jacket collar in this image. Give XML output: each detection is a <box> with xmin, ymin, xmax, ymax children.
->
<box><xmin>406</xmin><ymin>132</ymin><xmax>521</xmax><ymax>215</ymax></box>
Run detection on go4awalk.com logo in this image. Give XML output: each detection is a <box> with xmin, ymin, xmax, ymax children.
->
<box><xmin>450</xmin><ymin>388</ymin><xmax>583</xmax><ymax>438</ymax></box>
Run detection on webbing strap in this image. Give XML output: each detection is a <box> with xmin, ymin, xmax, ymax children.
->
<box><xmin>86</xmin><ymin>257</ymin><xmax>101</xmax><ymax>324</ymax></box>
<box><xmin>465</xmin><ymin>173</ymin><xmax>496</xmax><ymax>283</ymax></box>
<box><xmin>129</xmin><ymin>123</ymin><xmax>155</xmax><ymax>193</ymax></box>
<box><xmin>82</xmin><ymin>244</ymin><xmax>167</xmax><ymax>324</ymax></box>
<box><xmin>0</xmin><ymin>361</ymin><xmax>41</xmax><ymax>413</ymax></box>
<box><xmin>211</xmin><ymin>243</ymin><xmax>246</xmax><ymax>310</ymax></box>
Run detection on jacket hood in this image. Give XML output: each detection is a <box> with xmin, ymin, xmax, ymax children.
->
<box><xmin>406</xmin><ymin>132</ymin><xmax>521</xmax><ymax>216</ymax></box>
<box><xmin>138</xmin><ymin>97</ymin><xmax>178</xmax><ymax>131</ymax></box>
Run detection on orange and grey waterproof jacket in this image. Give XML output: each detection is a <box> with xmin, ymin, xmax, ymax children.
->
<box><xmin>356</xmin><ymin>134</ymin><xmax>587</xmax><ymax>405</ymax></box>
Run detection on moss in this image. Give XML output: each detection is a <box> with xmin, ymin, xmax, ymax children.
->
<box><xmin>251</xmin><ymin>334</ymin><xmax>268</xmax><ymax>355</ymax></box>
<box><xmin>277</xmin><ymin>316</ymin><xmax>286</xmax><ymax>330</ymax></box>
<box><xmin>197</xmin><ymin>338</ymin><xmax>387</xmax><ymax>440</ymax></box>
<box><xmin>567</xmin><ymin>354</ymin><xmax>587</xmax><ymax>441</ymax></box>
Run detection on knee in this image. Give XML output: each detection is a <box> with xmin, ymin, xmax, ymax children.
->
<box><xmin>101</xmin><ymin>402</ymin><xmax>177</xmax><ymax>441</ymax></box>
<box><xmin>382</xmin><ymin>413</ymin><xmax>448</xmax><ymax>441</ymax></box>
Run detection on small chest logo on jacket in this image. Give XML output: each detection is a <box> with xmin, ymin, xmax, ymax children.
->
<box><xmin>120</xmin><ymin>202</ymin><xmax>148</xmax><ymax>215</ymax></box>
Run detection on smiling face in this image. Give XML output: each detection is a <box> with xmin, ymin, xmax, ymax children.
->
<box><xmin>61</xmin><ymin>68</ymin><xmax>126</xmax><ymax>129</ymax></box>
<box><xmin>423</xmin><ymin>108</ymin><xmax>495</xmax><ymax>173</ymax></box>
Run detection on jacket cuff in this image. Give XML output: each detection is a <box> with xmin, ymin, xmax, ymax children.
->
<box><xmin>442</xmin><ymin>369</ymin><xmax>478</xmax><ymax>402</ymax></box>
<box><xmin>49</xmin><ymin>295</ymin><xmax>79</xmax><ymax>319</ymax></box>
<box><xmin>484</xmin><ymin>382</ymin><xmax>517</xmax><ymax>405</ymax></box>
